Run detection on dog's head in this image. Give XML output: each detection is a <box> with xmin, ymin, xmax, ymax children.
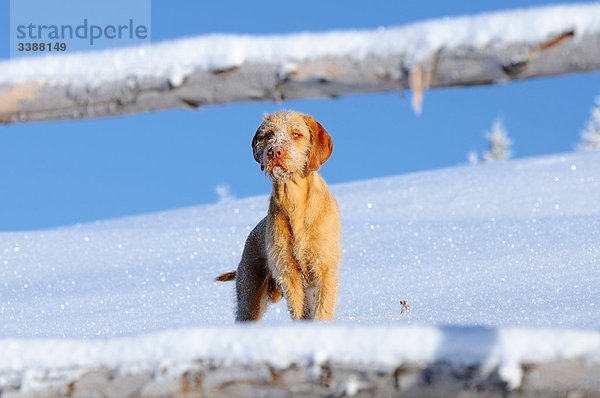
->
<box><xmin>252</xmin><ymin>111</ymin><xmax>333</xmax><ymax>181</ymax></box>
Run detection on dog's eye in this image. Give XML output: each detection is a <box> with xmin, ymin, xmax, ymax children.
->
<box><xmin>293</xmin><ymin>132</ymin><xmax>302</xmax><ymax>138</ymax></box>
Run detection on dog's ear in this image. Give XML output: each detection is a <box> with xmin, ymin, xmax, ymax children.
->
<box><xmin>252</xmin><ymin>127</ymin><xmax>263</xmax><ymax>168</ymax></box>
<box><xmin>304</xmin><ymin>115</ymin><xmax>333</xmax><ymax>171</ymax></box>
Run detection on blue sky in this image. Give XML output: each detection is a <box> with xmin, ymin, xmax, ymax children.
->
<box><xmin>1</xmin><ymin>0</ymin><xmax>599</xmax><ymax>231</ymax></box>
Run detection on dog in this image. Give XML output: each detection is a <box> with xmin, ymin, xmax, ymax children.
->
<box><xmin>215</xmin><ymin>111</ymin><xmax>341</xmax><ymax>321</ymax></box>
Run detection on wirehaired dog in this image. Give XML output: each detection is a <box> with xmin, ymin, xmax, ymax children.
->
<box><xmin>215</xmin><ymin>111</ymin><xmax>341</xmax><ymax>321</ymax></box>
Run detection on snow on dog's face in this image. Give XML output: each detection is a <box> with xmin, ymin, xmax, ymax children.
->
<box><xmin>252</xmin><ymin>111</ymin><xmax>333</xmax><ymax>181</ymax></box>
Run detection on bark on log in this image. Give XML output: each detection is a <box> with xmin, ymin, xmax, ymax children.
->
<box><xmin>1</xmin><ymin>5</ymin><xmax>599</xmax><ymax>123</ymax></box>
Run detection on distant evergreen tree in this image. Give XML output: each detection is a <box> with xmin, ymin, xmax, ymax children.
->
<box><xmin>483</xmin><ymin>119</ymin><xmax>512</xmax><ymax>163</ymax></box>
<box><xmin>467</xmin><ymin>151</ymin><xmax>479</xmax><ymax>165</ymax></box>
<box><xmin>579</xmin><ymin>97</ymin><xmax>600</xmax><ymax>151</ymax></box>
<box><xmin>215</xmin><ymin>184</ymin><xmax>234</xmax><ymax>202</ymax></box>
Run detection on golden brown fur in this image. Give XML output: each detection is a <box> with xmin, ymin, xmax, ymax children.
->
<box><xmin>215</xmin><ymin>111</ymin><xmax>341</xmax><ymax>321</ymax></box>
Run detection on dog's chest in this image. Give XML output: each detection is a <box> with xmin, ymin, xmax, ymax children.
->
<box><xmin>266</xmin><ymin>176</ymin><xmax>328</xmax><ymax>275</ymax></box>
<box><xmin>268</xmin><ymin>208</ymin><xmax>315</xmax><ymax>272</ymax></box>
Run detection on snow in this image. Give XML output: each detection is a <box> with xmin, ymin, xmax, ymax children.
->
<box><xmin>1</xmin><ymin>326</ymin><xmax>599</xmax><ymax>390</ymax></box>
<box><xmin>1</xmin><ymin>149</ymin><xmax>599</xmax><ymax>389</ymax></box>
<box><xmin>2</xmin><ymin>3</ymin><xmax>600</xmax><ymax>84</ymax></box>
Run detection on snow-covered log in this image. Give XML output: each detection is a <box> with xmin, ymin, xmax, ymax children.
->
<box><xmin>1</xmin><ymin>3</ymin><xmax>600</xmax><ymax>123</ymax></box>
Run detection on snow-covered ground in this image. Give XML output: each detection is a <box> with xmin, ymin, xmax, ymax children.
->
<box><xmin>1</xmin><ymin>150</ymin><xmax>599</xmax><ymax>389</ymax></box>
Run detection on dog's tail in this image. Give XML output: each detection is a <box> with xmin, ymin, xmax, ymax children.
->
<box><xmin>214</xmin><ymin>271</ymin><xmax>236</xmax><ymax>282</ymax></box>
<box><xmin>215</xmin><ymin>270</ymin><xmax>282</xmax><ymax>303</ymax></box>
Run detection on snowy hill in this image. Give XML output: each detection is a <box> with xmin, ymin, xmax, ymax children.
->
<box><xmin>1</xmin><ymin>150</ymin><xmax>599</xmax><ymax>394</ymax></box>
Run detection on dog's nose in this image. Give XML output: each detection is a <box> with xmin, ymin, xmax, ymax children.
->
<box><xmin>268</xmin><ymin>147</ymin><xmax>283</xmax><ymax>159</ymax></box>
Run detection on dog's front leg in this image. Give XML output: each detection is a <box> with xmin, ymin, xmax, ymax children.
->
<box><xmin>267</xmin><ymin>219</ymin><xmax>305</xmax><ymax>320</ymax></box>
<box><xmin>313</xmin><ymin>265</ymin><xmax>339</xmax><ymax>320</ymax></box>
<box><xmin>278</xmin><ymin>265</ymin><xmax>305</xmax><ymax>320</ymax></box>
